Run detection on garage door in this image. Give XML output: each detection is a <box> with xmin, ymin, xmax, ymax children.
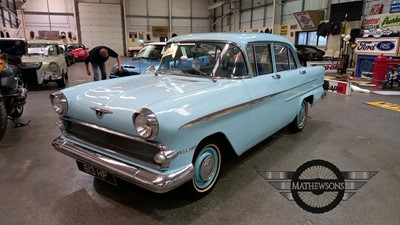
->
<box><xmin>78</xmin><ymin>3</ymin><xmax>124</xmax><ymax>55</ymax></box>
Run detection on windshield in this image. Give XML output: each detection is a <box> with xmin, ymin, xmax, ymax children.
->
<box><xmin>135</xmin><ymin>44</ymin><xmax>165</xmax><ymax>60</ymax></box>
<box><xmin>27</xmin><ymin>44</ymin><xmax>58</xmax><ymax>56</ymax></box>
<box><xmin>67</xmin><ymin>44</ymin><xmax>85</xmax><ymax>50</ymax></box>
<box><xmin>157</xmin><ymin>42</ymin><xmax>247</xmax><ymax>79</ymax></box>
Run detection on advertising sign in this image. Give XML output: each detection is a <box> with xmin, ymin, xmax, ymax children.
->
<box><xmin>370</xmin><ymin>4</ymin><xmax>384</xmax><ymax>15</ymax></box>
<box><xmin>293</xmin><ymin>11</ymin><xmax>316</xmax><ymax>30</ymax></box>
<box><xmin>390</xmin><ymin>0</ymin><xmax>400</xmax><ymax>13</ymax></box>
<box><xmin>354</xmin><ymin>37</ymin><xmax>399</xmax><ymax>55</ymax></box>
<box><xmin>152</xmin><ymin>26</ymin><xmax>168</xmax><ymax>37</ymax></box>
<box><xmin>280</xmin><ymin>25</ymin><xmax>288</xmax><ymax>35</ymax></box>
<box><xmin>361</xmin><ymin>15</ymin><xmax>381</xmax><ymax>29</ymax></box>
<box><xmin>325</xmin><ymin>79</ymin><xmax>351</xmax><ymax>95</ymax></box>
<box><xmin>307</xmin><ymin>61</ymin><xmax>339</xmax><ymax>74</ymax></box>
<box><xmin>38</xmin><ymin>31</ymin><xmax>60</xmax><ymax>40</ymax></box>
<box><xmin>381</xmin><ymin>14</ymin><xmax>400</xmax><ymax>27</ymax></box>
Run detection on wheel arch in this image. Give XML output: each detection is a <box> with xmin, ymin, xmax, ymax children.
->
<box><xmin>195</xmin><ymin>132</ymin><xmax>236</xmax><ymax>160</ymax></box>
<box><xmin>304</xmin><ymin>95</ymin><xmax>314</xmax><ymax>106</ymax></box>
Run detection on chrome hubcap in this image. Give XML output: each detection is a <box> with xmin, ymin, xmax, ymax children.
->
<box><xmin>200</xmin><ymin>156</ymin><xmax>215</xmax><ymax>181</ymax></box>
<box><xmin>298</xmin><ymin>103</ymin><xmax>306</xmax><ymax>127</ymax></box>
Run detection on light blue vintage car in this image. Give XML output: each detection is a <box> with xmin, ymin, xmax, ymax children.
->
<box><xmin>50</xmin><ymin>33</ymin><xmax>325</xmax><ymax>197</ymax></box>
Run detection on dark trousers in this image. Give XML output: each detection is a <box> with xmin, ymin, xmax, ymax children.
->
<box><xmin>91</xmin><ymin>63</ymin><xmax>107</xmax><ymax>81</ymax></box>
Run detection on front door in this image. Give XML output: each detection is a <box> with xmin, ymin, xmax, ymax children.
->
<box><xmin>242</xmin><ymin>43</ymin><xmax>286</xmax><ymax>149</ymax></box>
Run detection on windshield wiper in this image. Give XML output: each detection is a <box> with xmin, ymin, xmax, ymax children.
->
<box><xmin>191</xmin><ymin>66</ymin><xmax>216</xmax><ymax>82</ymax></box>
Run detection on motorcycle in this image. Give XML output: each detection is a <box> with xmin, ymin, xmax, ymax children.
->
<box><xmin>0</xmin><ymin>38</ymin><xmax>29</xmax><ymax>142</ymax></box>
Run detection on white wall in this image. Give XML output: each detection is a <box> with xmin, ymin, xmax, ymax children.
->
<box><xmin>21</xmin><ymin>0</ymin><xmax>77</xmax><ymax>44</ymax></box>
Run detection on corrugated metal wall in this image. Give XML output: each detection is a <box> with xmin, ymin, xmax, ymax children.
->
<box><xmin>5</xmin><ymin>0</ymin><xmax>396</xmax><ymax>55</ymax></box>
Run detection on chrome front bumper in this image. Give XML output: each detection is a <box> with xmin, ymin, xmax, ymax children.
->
<box><xmin>52</xmin><ymin>136</ymin><xmax>194</xmax><ymax>193</ymax></box>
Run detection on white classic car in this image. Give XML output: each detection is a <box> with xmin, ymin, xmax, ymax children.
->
<box><xmin>21</xmin><ymin>40</ymin><xmax>68</xmax><ymax>87</ymax></box>
<box><xmin>50</xmin><ymin>33</ymin><xmax>325</xmax><ymax>197</ymax></box>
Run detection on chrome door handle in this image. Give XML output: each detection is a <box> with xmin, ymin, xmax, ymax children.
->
<box><xmin>299</xmin><ymin>70</ymin><xmax>307</xmax><ymax>75</ymax></box>
<box><xmin>272</xmin><ymin>74</ymin><xmax>281</xmax><ymax>79</ymax></box>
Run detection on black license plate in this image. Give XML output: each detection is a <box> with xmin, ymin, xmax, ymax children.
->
<box><xmin>76</xmin><ymin>161</ymin><xmax>117</xmax><ymax>185</ymax></box>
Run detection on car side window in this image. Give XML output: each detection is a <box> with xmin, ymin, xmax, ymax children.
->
<box><xmin>254</xmin><ymin>45</ymin><xmax>273</xmax><ymax>75</ymax></box>
<box><xmin>274</xmin><ymin>44</ymin><xmax>290</xmax><ymax>72</ymax></box>
<box><xmin>288</xmin><ymin>49</ymin><xmax>297</xmax><ymax>69</ymax></box>
<box><xmin>246</xmin><ymin>45</ymin><xmax>256</xmax><ymax>75</ymax></box>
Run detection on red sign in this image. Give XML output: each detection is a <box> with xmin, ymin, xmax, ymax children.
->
<box><xmin>307</xmin><ymin>61</ymin><xmax>339</xmax><ymax>74</ymax></box>
<box><xmin>361</xmin><ymin>16</ymin><xmax>381</xmax><ymax>29</ymax></box>
<box><xmin>370</xmin><ymin>4</ymin><xmax>384</xmax><ymax>15</ymax></box>
<box><xmin>326</xmin><ymin>79</ymin><xmax>351</xmax><ymax>95</ymax></box>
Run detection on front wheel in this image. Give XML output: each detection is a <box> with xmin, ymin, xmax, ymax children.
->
<box><xmin>184</xmin><ymin>139</ymin><xmax>222</xmax><ymax>198</ymax></box>
<box><xmin>0</xmin><ymin>101</ymin><xmax>7</xmax><ymax>142</ymax></box>
<box><xmin>57</xmin><ymin>72</ymin><xmax>67</xmax><ymax>87</ymax></box>
<box><xmin>10</xmin><ymin>105</ymin><xmax>23</xmax><ymax>118</ymax></box>
<box><xmin>288</xmin><ymin>100</ymin><xmax>308</xmax><ymax>133</ymax></box>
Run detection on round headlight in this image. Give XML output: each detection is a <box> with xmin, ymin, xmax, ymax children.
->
<box><xmin>49</xmin><ymin>62</ymin><xmax>59</xmax><ymax>71</ymax></box>
<box><xmin>50</xmin><ymin>91</ymin><xmax>68</xmax><ymax>116</ymax></box>
<box><xmin>133</xmin><ymin>108</ymin><xmax>159</xmax><ymax>140</ymax></box>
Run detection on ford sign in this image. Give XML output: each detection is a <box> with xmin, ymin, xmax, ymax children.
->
<box><xmin>377</xmin><ymin>41</ymin><xmax>395</xmax><ymax>51</ymax></box>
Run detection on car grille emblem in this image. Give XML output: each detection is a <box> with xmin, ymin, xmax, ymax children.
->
<box><xmin>90</xmin><ymin>107</ymin><xmax>113</xmax><ymax>118</ymax></box>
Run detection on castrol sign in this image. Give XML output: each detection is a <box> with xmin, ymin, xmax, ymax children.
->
<box><xmin>361</xmin><ymin>15</ymin><xmax>381</xmax><ymax>29</ymax></box>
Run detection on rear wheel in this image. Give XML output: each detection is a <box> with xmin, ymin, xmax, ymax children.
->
<box><xmin>0</xmin><ymin>101</ymin><xmax>7</xmax><ymax>142</ymax></box>
<box><xmin>288</xmin><ymin>100</ymin><xmax>308</xmax><ymax>133</ymax></box>
<box><xmin>183</xmin><ymin>138</ymin><xmax>222</xmax><ymax>198</ymax></box>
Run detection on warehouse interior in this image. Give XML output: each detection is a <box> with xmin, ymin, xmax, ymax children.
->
<box><xmin>0</xmin><ymin>0</ymin><xmax>400</xmax><ymax>225</ymax></box>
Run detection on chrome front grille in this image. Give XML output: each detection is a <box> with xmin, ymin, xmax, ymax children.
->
<box><xmin>66</xmin><ymin>120</ymin><xmax>160</xmax><ymax>164</ymax></box>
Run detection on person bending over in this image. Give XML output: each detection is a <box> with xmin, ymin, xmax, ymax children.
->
<box><xmin>85</xmin><ymin>46</ymin><xmax>121</xmax><ymax>81</ymax></box>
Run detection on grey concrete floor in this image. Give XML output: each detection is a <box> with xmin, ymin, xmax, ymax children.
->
<box><xmin>1</xmin><ymin>60</ymin><xmax>400</xmax><ymax>225</ymax></box>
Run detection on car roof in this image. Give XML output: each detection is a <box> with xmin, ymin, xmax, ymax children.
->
<box><xmin>145</xmin><ymin>42</ymin><xmax>166</xmax><ymax>46</ymax></box>
<box><xmin>28</xmin><ymin>39</ymin><xmax>58</xmax><ymax>45</ymax></box>
<box><xmin>169</xmin><ymin>32</ymin><xmax>294</xmax><ymax>49</ymax></box>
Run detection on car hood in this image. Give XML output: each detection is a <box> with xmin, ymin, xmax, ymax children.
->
<box><xmin>114</xmin><ymin>58</ymin><xmax>160</xmax><ymax>74</ymax></box>
<box><xmin>62</xmin><ymin>74</ymin><xmax>247</xmax><ymax>135</ymax></box>
<box><xmin>22</xmin><ymin>55</ymin><xmax>54</xmax><ymax>62</ymax></box>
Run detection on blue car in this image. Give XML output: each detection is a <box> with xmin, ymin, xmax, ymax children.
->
<box><xmin>50</xmin><ymin>33</ymin><xmax>325</xmax><ymax>197</ymax></box>
<box><xmin>110</xmin><ymin>42</ymin><xmax>165</xmax><ymax>78</ymax></box>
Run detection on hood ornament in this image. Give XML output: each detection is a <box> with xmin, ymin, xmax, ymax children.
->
<box><xmin>90</xmin><ymin>106</ymin><xmax>113</xmax><ymax>118</ymax></box>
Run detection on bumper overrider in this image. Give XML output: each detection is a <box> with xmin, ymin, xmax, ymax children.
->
<box><xmin>52</xmin><ymin>136</ymin><xmax>194</xmax><ymax>193</ymax></box>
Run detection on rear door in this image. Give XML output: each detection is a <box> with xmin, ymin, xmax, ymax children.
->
<box><xmin>272</xmin><ymin>43</ymin><xmax>310</xmax><ymax>126</ymax></box>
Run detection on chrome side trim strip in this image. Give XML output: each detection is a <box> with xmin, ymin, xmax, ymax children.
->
<box><xmin>180</xmin><ymin>78</ymin><xmax>320</xmax><ymax>129</ymax></box>
<box><xmin>284</xmin><ymin>80</ymin><xmax>321</xmax><ymax>102</ymax></box>
<box><xmin>52</xmin><ymin>136</ymin><xmax>194</xmax><ymax>193</ymax></box>
<box><xmin>179</xmin><ymin>93</ymin><xmax>278</xmax><ymax>129</ymax></box>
